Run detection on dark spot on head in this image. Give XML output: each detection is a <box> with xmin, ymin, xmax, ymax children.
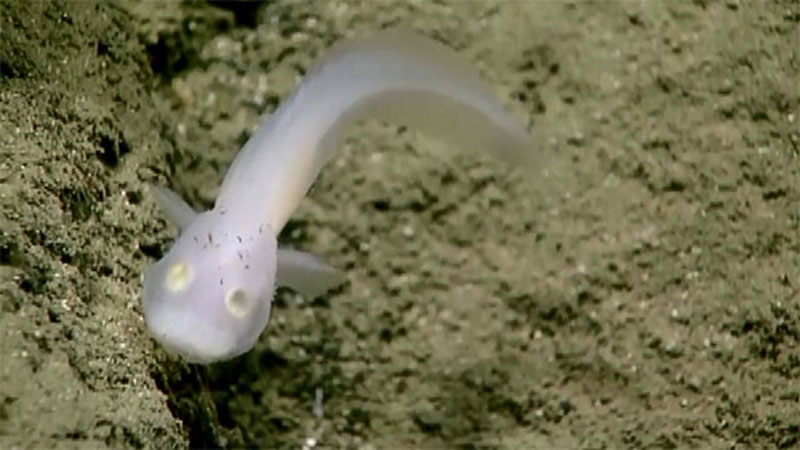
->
<box><xmin>208</xmin><ymin>233</ymin><xmax>213</xmax><ymax>244</ymax></box>
<box><xmin>237</xmin><ymin>251</ymin><xmax>243</xmax><ymax>260</ymax></box>
<box><xmin>219</xmin><ymin>278</ymin><xmax>223</xmax><ymax>286</ymax></box>
<box><xmin>237</xmin><ymin>236</ymin><xmax>242</xmax><ymax>243</ymax></box>
<box><xmin>245</xmin><ymin>265</ymin><xmax>250</xmax><ymax>270</ymax></box>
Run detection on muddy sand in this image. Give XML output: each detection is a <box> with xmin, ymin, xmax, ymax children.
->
<box><xmin>1</xmin><ymin>1</ymin><xmax>798</xmax><ymax>448</ymax></box>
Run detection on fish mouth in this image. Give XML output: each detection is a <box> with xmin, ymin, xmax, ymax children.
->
<box><xmin>142</xmin><ymin>297</ymin><xmax>236</xmax><ymax>364</ymax></box>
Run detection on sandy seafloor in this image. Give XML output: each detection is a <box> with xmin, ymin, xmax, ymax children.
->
<box><xmin>1</xmin><ymin>1</ymin><xmax>798</xmax><ymax>448</ymax></box>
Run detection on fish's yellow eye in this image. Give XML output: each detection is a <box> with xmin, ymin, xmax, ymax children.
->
<box><xmin>165</xmin><ymin>261</ymin><xmax>193</xmax><ymax>293</ymax></box>
<box><xmin>225</xmin><ymin>288</ymin><xmax>252</xmax><ymax>317</ymax></box>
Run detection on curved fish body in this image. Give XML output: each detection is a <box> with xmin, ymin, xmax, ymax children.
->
<box><xmin>142</xmin><ymin>30</ymin><xmax>538</xmax><ymax>363</ymax></box>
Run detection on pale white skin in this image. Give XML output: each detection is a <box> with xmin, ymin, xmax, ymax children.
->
<box><xmin>142</xmin><ymin>30</ymin><xmax>539</xmax><ymax>364</ymax></box>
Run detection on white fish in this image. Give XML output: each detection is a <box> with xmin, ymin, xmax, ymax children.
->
<box><xmin>142</xmin><ymin>30</ymin><xmax>538</xmax><ymax>363</ymax></box>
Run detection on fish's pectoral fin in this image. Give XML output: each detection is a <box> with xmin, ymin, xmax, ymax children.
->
<box><xmin>276</xmin><ymin>249</ymin><xmax>345</xmax><ymax>299</ymax></box>
<box><xmin>148</xmin><ymin>184</ymin><xmax>198</xmax><ymax>230</ymax></box>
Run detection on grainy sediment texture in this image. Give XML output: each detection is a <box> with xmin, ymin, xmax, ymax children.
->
<box><xmin>1</xmin><ymin>1</ymin><xmax>798</xmax><ymax>448</ymax></box>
